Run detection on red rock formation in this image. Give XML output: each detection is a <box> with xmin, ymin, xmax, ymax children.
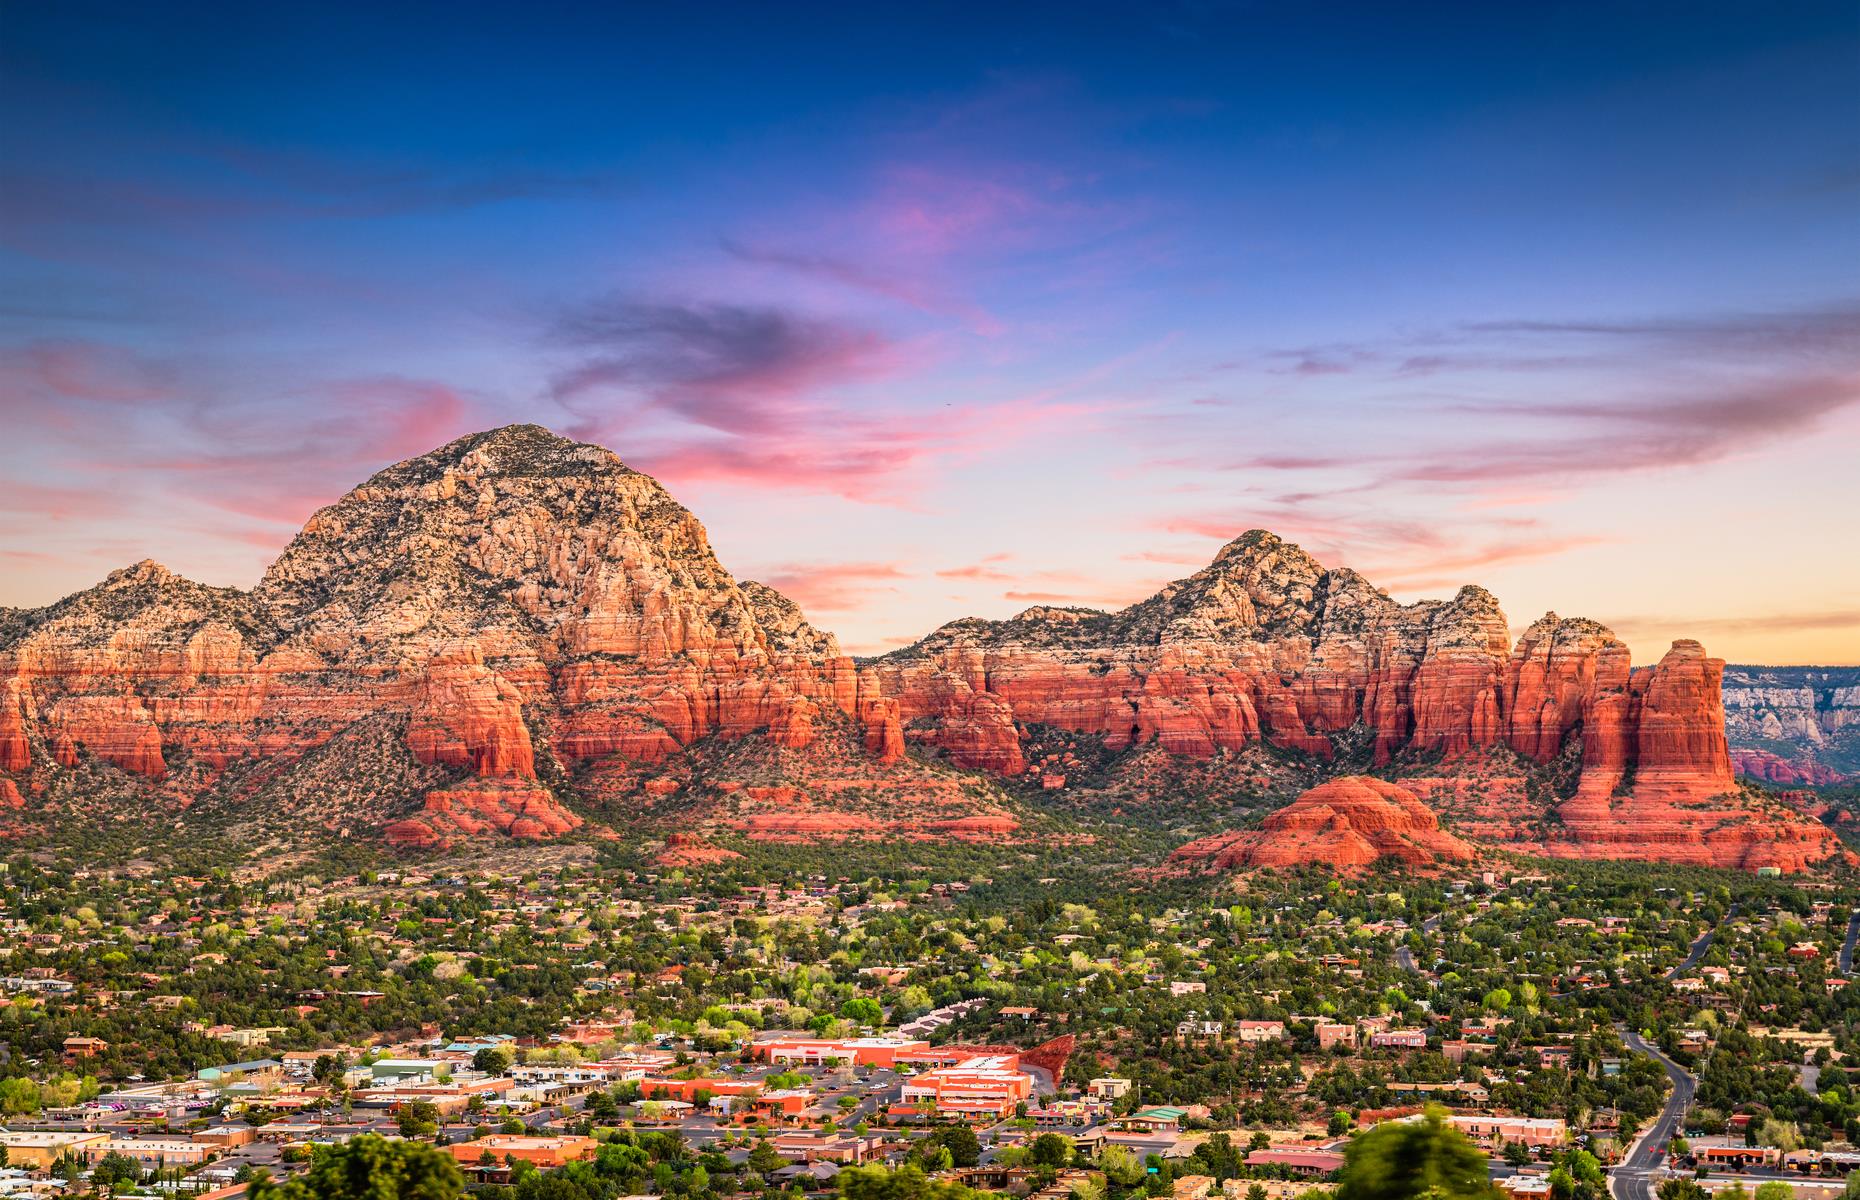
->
<box><xmin>1172</xmin><ymin>777</ymin><xmax>1476</xmax><ymax>874</ymax></box>
<box><xmin>0</xmin><ymin>426</ymin><xmax>1832</xmax><ymax>869</ymax></box>
<box><xmin>1733</xmin><ymin>748</ymin><xmax>1849</xmax><ymax>787</ymax></box>
<box><xmin>654</xmin><ymin>832</ymin><xmax>742</xmax><ymax>866</ymax></box>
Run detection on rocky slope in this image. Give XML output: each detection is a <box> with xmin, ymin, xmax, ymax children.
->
<box><xmin>0</xmin><ymin>425</ymin><xmax>1839</xmax><ymax>870</ymax></box>
<box><xmin>874</xmin><ymin>534</ymin><xmax>1840</xmax><ymax>870</ymax></box>
<box><xmin>1724</xmin><ymin>666</ymin><xmax>1860</xmax><ymax>786</ymax></box>
<box><xmin>0</xmin><ymin>426</ymin><xmax>1001</xmax><ymax>848</ymax></box>
<box><xmin>1171</xmin><ymin>776</ymin><xmax>1476</xmax><ymax>874</ymax></box>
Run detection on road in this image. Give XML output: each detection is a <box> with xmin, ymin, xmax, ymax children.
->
<box><xmin>1396</xmin><ymin>913</ymin><xmax>1442</xmax><ymax>976</ymax></box>
<box><xmin>1610</xmin><ymin>1028</ymin><xmax>1697</xmax><ymax>1200</ymax></box>
<box><xmin>1665</xmin><ymin>902</ymin><xmax>1739</xmax><ymax>982</ymax></box>
<box><xmin>1840</xmin><ymin>909</ymin><xmax>1860</xmax><ymax>975</ymax></box>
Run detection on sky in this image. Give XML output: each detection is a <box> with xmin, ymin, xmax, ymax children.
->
<box><xmin>2</xmin><ymin>3</ymin><xmax>1858</xmax><ymax>661</ymax></box>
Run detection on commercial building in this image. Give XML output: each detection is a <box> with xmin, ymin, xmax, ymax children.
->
<box><xmin>897</xmin><ymin>1054</ymin><xmax>1034</xmax><ymax>1119</ymax></box>
<box><xmin>0</xmin><ymin>1131</ymin><xmax>111</xmax><ymax>1170</ymax></box>
<box><xmin>757</xmin><ymin>1036</ymin><xmax>930</xmax><ymax>1068</ymax></box>
<box><xmin>445</xmin><ymin>1135</ymin><xmax>599</xmax><ymax>1169</ymax></box>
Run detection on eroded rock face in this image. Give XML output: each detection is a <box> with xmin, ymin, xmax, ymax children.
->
<box><xmin>0</xmin><ymin>427</ymin><xmax>861</xmax><ymax>847</ymax></box>
<box><xmin>0</xmin><ymin>426</ymin><xmax>1835</xmax><ymax>868</ymax></box>
<box><xmin>1723</xmin><ymin>666</ymin><xmax>1860</xmax><ymax>786</ymax></box>
<box><xmin>874</xmin><ymin>534</ymin><xmax>1836</xmax><ymax>871</ymax></box>
<box><xmin>1172</xmin><ymin>776</ymin><xmax>1476</xmax><ymax>874</ymax></box>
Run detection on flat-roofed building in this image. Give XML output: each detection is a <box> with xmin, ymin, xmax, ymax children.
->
<box><xmin>445</xmin><ymin>1135</ymin><xmax>599</xmax><ymax>1169</ymax></box>
<box><xmin>757</xmin><ymin>1036</ymin><xmax>930</xmax><ymax>1068</ymax></box>
<box><xmin>898</xmin><ymin>1054</ymin><xmax>1033</xmax><ymax>1119</ymax></box>
<box><xmin>0</xmin><ymin>1131</ymin><xmax>111</xmax><ymax>1170</ymax></box>
<box><xmin>77</xmin><ymin>1138</ymin><xmax>213</xmax><ymax>1169</ymax></box>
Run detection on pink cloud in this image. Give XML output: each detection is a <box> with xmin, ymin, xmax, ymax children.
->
<box><xmin>753</xmin><ymin>562</ymin><xmax>911</xmax><ymax>614</ymax></box>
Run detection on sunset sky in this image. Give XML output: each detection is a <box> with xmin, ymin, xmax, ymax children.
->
<box><xmin>3</xmin><ymin>3</ymin><xmax>1858</xmax><ymax>660</ymax></box>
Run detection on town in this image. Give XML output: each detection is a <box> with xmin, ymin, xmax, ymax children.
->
<box><xmin>3</xmin><ymin>845</ymin><xmax>1858</xmax><ymax>1200</ymax></box>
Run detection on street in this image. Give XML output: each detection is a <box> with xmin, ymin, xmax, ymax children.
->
<box><xmin>1665</xmin><ymin>903</ymin><xmax>1738</xmax><ymax>982</ymax></box>
<box><xmin>1610</xmin><ymin>1028</ymin><xmax>1696</xmax><ymax>1200</ymax></box>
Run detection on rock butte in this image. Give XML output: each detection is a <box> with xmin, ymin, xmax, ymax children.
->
<box><xmin>1172</xmin><ymin>776</ymin><xmax>1477</xmax><ymax>875</ymax></box>
<box><xmin>0</xmin><ymin>425</ymin><xmax>1839</xmax><ymax>870</ymax></box>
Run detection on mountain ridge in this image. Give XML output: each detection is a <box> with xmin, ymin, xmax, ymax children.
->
<box><xmin>0</xmin><ymin>424</ymin><xmax>1840</xmax><ymax>871</ymax></box>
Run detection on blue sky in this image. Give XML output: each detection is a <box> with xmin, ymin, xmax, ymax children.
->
<box><xmin>3</xmin><ymin>2</ymin><xmax>1858</xmax><ymax>659</ymax></box>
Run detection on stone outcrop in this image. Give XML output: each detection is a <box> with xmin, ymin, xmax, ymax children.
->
<box><xmin>1171</xmin><ymin>776</ymin><xmax>1476</xmax><ymax>874</ymax></box>
<box><xmin>0</xmin><ymin>426</ymin><xmax>868</xmax><ymax>847</ymax></box>
<box><xmin>875</xmin><ymin>533</ymin><xmax>1838</xmax><ymax>871</ymax></box>
<box><xmin>0</xmin><ymin>425</ymin><xmax>1837</xmax><ymax>868</ymax></box>
<box><xmin>1723</xmin><ymin>666</ymin><xmax>1860</xmax><ymax>786</ymax></box>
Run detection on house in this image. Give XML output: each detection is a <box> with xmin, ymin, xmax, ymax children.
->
<box><xmin>1370</xmin><ymin>1030</ymin><xmax>1427</xmax><ymax>1050</ymax></box>
<box><xmin>77</xmin><ymin>1138</ymin><xmax>212</xmax><ymax>1168</ymax></box>
<box><xmin>1115</xmin><ymin>1107</ymin><xmax>1187</xmax><ymax>1134</ymax></box>
<box><xmin>1176</xmin><ymin>1017</ymin><xmax>1223</xmax><ymax>1045</ymax></box>
<box><xmin>62</xmin><ymin>1036</ymin><xmax>108</xmax><ymax>1060</ymax></box>
<box><xmin>1244</xmin><ymin>1149</ymin><xmax>1344</xmax><ymax>1177</ymax></box>
<box><xmin>1315</xmin><ymin>1023</ymin><xmax>1356</xmax><ymax>1050</ymax></box>
<box><xmin>197</xmin><ymin>1059</ymin><xmax>283</xmax><ymax>1084</ymax></box>
<box><xmin>1234</xmin><ymin>1021</ymin><xmax>1286</xmax><ymax>1044</ymax></box>
<box><xmin>446</xmin><ymin>1135</ymin><xmax>599</xmax><ymax>1169</ymax></box>
<box><xmin>1088</xmin><ymin>1077</ymin><xmax>1133</xmax><ymax>1099</ymax></box>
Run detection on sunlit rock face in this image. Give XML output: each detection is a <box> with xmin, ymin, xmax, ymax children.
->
<box><xmin>1171</xmin><ymin>776</ymin><xmax>1477</xmax><ymax>875</ymax></box>
<box><xmin>0</xmin><ymin>426</ymin><xmax>1836</xmax><ymax>868</ymax></box>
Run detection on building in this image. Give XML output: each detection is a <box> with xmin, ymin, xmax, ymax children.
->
<box><xmin>62</xmin><ymin>1036</ymin><xmax>108</xmax><ymax>1060</ymax></box>
<box><xmin>1234</xmin><ymin>1021</ymin><xmax>1286</xmax><ymax>1044</ymax></box>
<box><xmin>0</xmin><ymin>1131</ymin><xmax>110</xmax><ymax>1170</ymax></box>
<box><xmin>1243</xmin><ymin>1149</ymin><xmax>1344</xmax><ymax>1177</ymax></box>
<box><xmin>197</xmin><ymin>1059</ymin><xmax>283</xmax><ymax>1084</ymax></box>
<box><xmin>1315</xmin><ymin>1023</ymin><xmax>1356</xmax><ymax>1050</ymax></box>
<box><xmin>1114</xmin><ymin>1107</ymin><xmax>1188</xmax><ymax>1135</ymax></box>
<box><xmin>1370</xmin><ymin>1030</ymin><xmax>1428</xmax><ymax>1050</ymax></box>
<box><xmin>76</xmin><ymin>1138</ymin><xmax>213</xmax><ymax>1169</ymax></box>
<box><xmin>758</xmin><ymin>1036</ymin><xmax>931</xmax><ymax>1068</ymax></box>
<box><xmin>446</xmin><ymin>1136</ymin><xmax>600</xmax><ymax>1169</ymax></box>
<box><xmin>898</xmin><ymin>1054</ymin><xmax>1033</xmax><ymax>1119</ymax></box>
<box><xmin>1449</xmin><ymin>1116</ymin><xmax>1568</xmax><ymax>1150</ymax></box>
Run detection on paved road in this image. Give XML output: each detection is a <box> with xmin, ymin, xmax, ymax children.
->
<box><xmin>1840</xmin><ymin>909</ymin><xmax>1860</xmax><ymax>975</ymax></box>
<box><xmin>1610</xmin><ymin>1028</ymin><xmax>1697</xmax><ymax>1200</ymax></box>
<box><xmin>1395</xmin><ymin>914</ymin><xmax>1443</xmax><ymax>976</ymax></box>
<box><xmin>1666</xmin><ymin>902</ymin><xmax>1739</xmax><ymax>982</ymax></box>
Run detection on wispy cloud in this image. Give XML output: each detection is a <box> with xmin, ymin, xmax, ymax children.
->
<box><xmin>752</xmin><ymin>562</ymin><xmax>911</xmax><ymax>613</ymax></box>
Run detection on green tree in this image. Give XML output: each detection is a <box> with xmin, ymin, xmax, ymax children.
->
<box><xmin>396</xmin><ymin>1099</ymin><xmax>441</xmax><ymax>1139</ymax></box>
<box><xmin>935</xmin><ymin>1125</ymin><xmax>982</xmax><ymax>1168</ymax></box>
<box><xmin>840</xmin><ymin>998</ymin><xmax>883</xmax><ymax>1025</ymax></box>
<box><xmin>1754</xmin><ymin>1184</ymin><xmax>1793</xmax><ymax>1200</ymax></box>
<box><xmin>92</xmin><ymin>1152</ymin><xmax>144</xmax><ymax>1196</ymax></box>
<box><xmin>1335</xmin><ymin>1107</ymin><xmax>1499</xmax><ymax>1200</ymax></box>
<box><xmin>472</xmin><ymin>1047</ymin><xmax>513</xmax><ymax>1075</ymax></box>
<box><xmin>1032</xmin><ymin>1133</ymin><xmax>1073</xmax><ymax>1168</ymax></box>
<box><xmin>251</xmin><ymin>1134</ymin><xmax>465</xmax><ymax>1200</ymax></box>
<box><xmin>0</xmin><ymin>1077</ymin><xmax>42</xmax><ymax>1115</ymax></box>
<box><xmin>748</xmin><ymin>1140</ymin><xmax>785</xmax><ymax>1177</ymax></box>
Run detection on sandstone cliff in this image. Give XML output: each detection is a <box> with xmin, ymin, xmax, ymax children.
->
<box><xmin>1171</xmin><ymin>776</ymin><xmax>1476</xmax><ymax>874</ymax></box>
<box><xmin>0</xmin><ymin>426</ymin><xmax>1839</xmax><ymax>870</ymax></box>
<box><xmin>875</xmin><ymin>533</ymin><xmax>1840</xmax><ymax>870</ymax></box>
<box><xmin>1723</xmin><ymin>666</ymin><xmax>1860</xmax><ymax>786</ymax></box>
